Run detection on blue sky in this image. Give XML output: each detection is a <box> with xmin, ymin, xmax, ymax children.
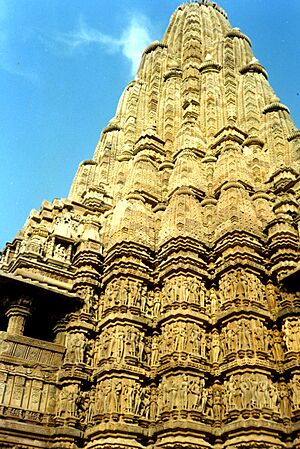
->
<box><xmin>1</xmin><ymin>0</ymin><xmax>300</xmax><ymax>249</ymax></box>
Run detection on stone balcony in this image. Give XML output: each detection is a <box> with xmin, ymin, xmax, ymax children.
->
<box><xmin>0</xmin><ymin>331</ymin><xmax>65</xmax><ymax>368</ymax></box>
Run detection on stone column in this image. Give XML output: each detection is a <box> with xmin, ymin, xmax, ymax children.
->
<box><xmin>53</xmin><ymin>319</ymin><xmax>67</xmax><ymax>345</ymax></box>
<box><xmin>6</xmin><ymin>304</ymin><xmax>31</xmax><ymax>335</ymax></box>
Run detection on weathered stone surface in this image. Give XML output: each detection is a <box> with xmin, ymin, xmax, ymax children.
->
<box><xmin>1</xmin><ymin>1</ymin><xmax>300</xmax><ymax>448</ymax></box>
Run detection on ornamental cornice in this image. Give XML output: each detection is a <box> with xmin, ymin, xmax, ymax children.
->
<box><xmin>80</xmin><ymin>159</ymin><xmax>97</xmax><ymax>167</ymax></box>
<box><xmin>173</xmin><ymin>146</ymin><xmax>205</xmax><ymax>162</ymax></box>
<box><xmin>143</xmin><ymin>40</ymin><xmax>167</xmax><ymax>55</ymax></box>
<box><xmin>133</xmin><ymin>132</ymin><xmax>165</xmax><ymax>157</ymax></box>
<box><xmin>198</xmin><ymin>60</ymin><xmax>222</xmax><ymax>74</ymax></box>
<box><xmin>159</xmin><ymin>161</ymin><xmax>174</xmax><ymax>171</ymax></box>
<box><xmin>263</xmin><ymin>102</ymin><xmax>290</xmax><ymax>114</ymax></box>
<box><xmin>226</xmin><ymin>28</ymin><xmax>252</xmax><ymax>46</ymax></box>
<box><xmin>171</xmin><ymin>185</ymin><xmax>195</xmax><ymax>197</ymax></box>
<box><xmin>240</xmin><ymin>62</ymin><xmax>268</xmax><ymax>79</ymax></box>
<box><xmin>164</xmin><ymin>67</ymin><xmax>182</xmax><ymax>81</ymax></box>
<box><xmin>243</xmin><ymin>136</ymin><xmax>265</xmax><ymax>148</ymax></box>
<box><xmin>201</xmin><ymin>197</ymin><xmax>217</xmax><ymax>207</ymax></box>
<box><xmin>287</xmin><ymin>130</ymin><xmax>300</xmax><ymax>141</ymax></box>
<box><xmin>211</xmin><ymin>126</ymin><xmax>248</xmax><ymax>150</ymax></box>
<box><xmin>268</xmin><ymin>165</ymin><xmax>299</xmax><ymax>183</ymax></box>
<box><xmin>102</xmin><ymin>120</ymin><xmax>121</xmax><ymax>134</ymax></box>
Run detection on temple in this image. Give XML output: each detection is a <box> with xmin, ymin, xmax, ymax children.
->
<box><xmin>1</xmin><ymin>1</ymin><xmax>300</xmax><ymax>448</ymax></box>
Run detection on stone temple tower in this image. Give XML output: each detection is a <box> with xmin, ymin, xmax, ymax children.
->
<box><xmin>1</xmin><ymin>1</ymin><xmax>300</xmax><ymax>448</ymax></box>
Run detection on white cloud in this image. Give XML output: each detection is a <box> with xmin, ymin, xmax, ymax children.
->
<box><xmin>120</xmin><ymin>15</ymin><xmax>152</xmax><ymax>75</ymax></box>
<box><xmin>54</xmin><ymin>14</ymin><xmax>153</xmax><ymax>76</ymax></box>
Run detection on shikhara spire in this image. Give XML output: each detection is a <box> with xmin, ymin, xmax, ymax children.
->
<box><xmin>1</xmin><ymin>2</ymin><xmax>300</xmax><ymax>449</ymax></box>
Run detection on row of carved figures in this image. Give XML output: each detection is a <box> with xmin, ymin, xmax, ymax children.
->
<box><xmin>161</xmin><ymin>272</ymin><xmax>269</xmax><ymax>312</ymax></box>
<box><xmin>157</xmin><ymin>319</ymin><xmax>299</xmax><ymax>363</ymax></box>
<box><xmin>94</xmin><ymin>325</ymin><xmax>146</xmax><ymax>365</ymax></box>
<box><xmin>64</xmin><ymin>318</ymin><xmax>300</xmax><ymax>368</ymax></box>
<box><xmin>224</xmin><ymin>373</ymin><xmax>284</xmax><ymax>413</ymax></box>
<box><xmin>78</xmin><ymin>378</ymin><xmax>153</xmax><ymax>420</ymax></box>
<box><xmin>56</xmin><ymin>374</ymin><xmax>300</xmax><ymax>423</ymax></box>
<box><xmin>97</xmin><ymin>274</ymin><xmax>292</xmax><ymax>319</ymax></box>
<box><xmin>0</xmin><ymin>371</ymin><xmax>298</xmax><ymax>423</ymax></box>
<box><xmin>159</xmin><ymin>373</ymin><xmax>297</xmax><ymax>418</ymax></box>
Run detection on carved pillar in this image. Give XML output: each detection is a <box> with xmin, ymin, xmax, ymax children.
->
<box><xmin>6</xmin><ymin>303</ymin><xmax>31</xmax><ymax>335</ymax></box>
<box><xmin>53</xmin><ymin>319</ymin><xmax>67</xmax><ymax>345</ymax></box>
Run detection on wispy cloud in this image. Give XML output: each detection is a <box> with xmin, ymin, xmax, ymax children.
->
<box><xmin>0</xmin><ymin>1</ymin><xmax>37</xmax><ymax>81</ymax></box>
<box><xmin>0</xmin><ymin>45</ymin><xmax>38</xmax><ymax>81</ymax></box>
<box><xmin>53</xmin><ymin>14</ymin><xmax>153</xmax><ymax>76</ymax></box>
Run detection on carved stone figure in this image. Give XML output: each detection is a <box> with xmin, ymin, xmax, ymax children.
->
<box><xmin>53</xmin><ymin>214</ymin><xmax>74</xmax><ymax>238</ymax></box>
<box><xmin>212</xmin><ymin>383</ymin><xmax>223</xmax><ymax>421</ymax></box>
<box><xmin>291</xmin><ymin>376</ymin><xmax>300</xmax><ymax>409</ymax></box>
<box><xmin>53</xmin><ymin>244</ymin><xmax>68</xmax><ymax>262</ymax></box>
<box><xmin>153</xmin><ymin>290</ymin><xmax>162</xmax><ymax>317</ymax></box>
<box><xmin>279</xmin><ymin>383</ymin><xmax>291</xmax><ymax>418</ymax></box>
<box><xmin>211</xmin><ymin>330</ymin><xmax>220</xmax><ymax>363</ymax></box>
<box><xmin>58</xmin><ymin>384</ymin><xmax>78</xmax><ymax>418</ymax></box>
<box><xmin>272</xmin><ymin>328</ymin><xmax>284</xmax><ymax>361</ymax></box>
<box><xmin>210</xmin><ymin>287</ymin><xmax>219</xmax><ymax>315</ymax></box>
<box><xmin>151</xmin><ymin>335</ymin><xmax>160</xmax><ymax>366</ymax></box>
<box><xmin>266</xmin><ymin>282</ymin><xmax>278</xmax><ymax>313</ymax></box>
<box><xmin>87</xmin><ymin>387</ymin><xmax>96</xmax><ymax>424</ymax></box>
